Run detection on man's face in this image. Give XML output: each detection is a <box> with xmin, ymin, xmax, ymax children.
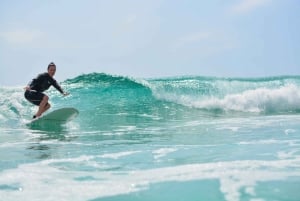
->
<box><xmin>48</xmin><ymin>66</ymin><xmax>56</xmax><ymax>77</ymax></box>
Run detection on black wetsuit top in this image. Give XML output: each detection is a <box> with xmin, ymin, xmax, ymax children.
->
<box><xmin>29</xmin><ymin>72</ymin><xmax>63</xmax><ymax>93</ymax></box>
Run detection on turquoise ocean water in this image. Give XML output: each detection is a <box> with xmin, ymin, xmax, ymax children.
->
<box><xmin>1</xmin><ymin>73</ymin><xmax>300</xmax><ymax>201</ymax></box>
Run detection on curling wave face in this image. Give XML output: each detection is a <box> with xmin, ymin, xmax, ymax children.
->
<box><xmin>1</xmin><ymin>74</ymin><xmax>300</xmax><ymax>126</ymax></box>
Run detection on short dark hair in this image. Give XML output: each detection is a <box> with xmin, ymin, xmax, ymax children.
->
<box><xmin>48</xmin><ymin>62</ymin><xmax>56</xmax><ymax>69</ymax></box>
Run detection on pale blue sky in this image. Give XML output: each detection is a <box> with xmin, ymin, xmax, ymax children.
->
<box><xmin>0</xmin><ymin>0</ymin><xmax>299</xmax><ymax>86</ymax></box>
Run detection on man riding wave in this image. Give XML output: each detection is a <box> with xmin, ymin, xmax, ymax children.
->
<box><xmin>24</xmin><ymin>62</ymin><xmax>69</xmax><ymax>118</ymax></box>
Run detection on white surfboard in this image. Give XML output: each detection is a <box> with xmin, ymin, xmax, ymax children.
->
<box><xmin>27</xmin><ymin>107</ymin><xmax>79</xmax><ymax>125</ymax></box>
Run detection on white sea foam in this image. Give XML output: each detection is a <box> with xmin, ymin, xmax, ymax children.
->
<box><xmin>238</xmin><ymin>139</ymin><xmax>300</xmax><ymax>146</ymax></box>
<box><xmin>152</xmin><ymin>148</ymin><xmax>177</xmax><ymax>159</ymax></box>
<box><xmin>195</xmin><ymin>84</ymin><xmax>300</xmax><ymax>113</ymax></box>
<box><xmin>153</xmin><ymin>84</ymin><xmax>300</xmax><ymax>113</ymax></box>
<box><xmin>100</xmin><ymin>151</ymin><xmax>140</xmax><ymax>159</ymax></box>
<box><xmin>0</xmin><ymin>87</ymin><xmax>32</xmax><ymax>120</ymax></box>
<box><xmin>0</xmin><ymin>156</ymin><xmax>300</xmax><ymax>201</ymax></box>
<box><xmin>284</xmin><ymin>129</ymin><xmax>296</xmax><ymax>135</ymax></box>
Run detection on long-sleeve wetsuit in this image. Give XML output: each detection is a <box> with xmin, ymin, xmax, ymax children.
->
<box><xmin>29</xmin><ymin>72</ymin><xmax>63</xmax><ymax>93</ymax></box>
<box><xmin>24</xmin><ymin>72</ymin><xmax>64</xmax><ymax>106</ymax></box>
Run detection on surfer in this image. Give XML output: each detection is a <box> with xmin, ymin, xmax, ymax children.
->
<box><xmin>24</xmin><ymin>62</ymin><xmax>69</xmax><ymax>118</ymax></box>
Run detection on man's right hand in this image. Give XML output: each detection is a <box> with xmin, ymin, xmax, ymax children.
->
<box><xmin>24</xmin><ymin>86</ymin><xmax>31</xmax><ymax>91</ymax></box>
<box><xmin>63</xmin><ymin>92</ymin><xmax>70</xmax><ymax>96</ymax></box>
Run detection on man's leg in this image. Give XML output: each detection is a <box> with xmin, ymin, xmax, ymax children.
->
<box><xmin>36</xmin><ymin>95</ymin><xmax>50</xmax><ymax>117</ymax></box>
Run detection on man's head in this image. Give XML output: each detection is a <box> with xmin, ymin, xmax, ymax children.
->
<box><xmin>47</xmin><ymin>62</ymin><xmax>56</xmax><ymax>77</ymax></box>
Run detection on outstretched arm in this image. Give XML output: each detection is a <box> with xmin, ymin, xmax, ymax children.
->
<box><xmin>52</xmin><ymin>79</ymin><xmax>69</xmax><ymax>96</ymax></box>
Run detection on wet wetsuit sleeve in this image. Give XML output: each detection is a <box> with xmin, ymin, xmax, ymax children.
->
<box><xmin>51</xmin><ymin>78</ymin><xmax>64</xmax><ymax>94</ymax></box>
<box><xmin>28</xmin><ymin>73</ymin><xmax>64</xmax><ymax>93</ymax></box>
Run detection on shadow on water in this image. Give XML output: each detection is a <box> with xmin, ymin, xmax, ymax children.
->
<box><xmin>27</xmin><ymin>121</ymin><xmax>69</xmax><ymax>140</ymax></box>
<box><xmin>25</xmin><ymin>121</ymin><xmax>76</xmax><ymax>159</ymax></box>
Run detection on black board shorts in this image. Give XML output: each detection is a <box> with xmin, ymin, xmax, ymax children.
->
<box><xmin>24</xmin><ymin>90</ymin><xmax>45</xmax><ymax>106</ymax></box>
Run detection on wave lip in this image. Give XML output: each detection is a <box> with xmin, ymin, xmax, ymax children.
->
<box><xmin>64</xmin><ymin>72</ymin><xmax>148</xmax><ymax>89</ymax></box>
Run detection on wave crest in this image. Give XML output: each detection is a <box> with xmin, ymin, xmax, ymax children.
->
<box><xmin>64</xmin><ymin>73</ymin><xmax>147</xmax><ymax>89</ymax></box>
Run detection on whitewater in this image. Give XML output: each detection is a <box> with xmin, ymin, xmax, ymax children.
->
<box><xmin>1</xmin><ymin>73</ymin><xmax>300</xmax><ymax>201</ymax></box>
